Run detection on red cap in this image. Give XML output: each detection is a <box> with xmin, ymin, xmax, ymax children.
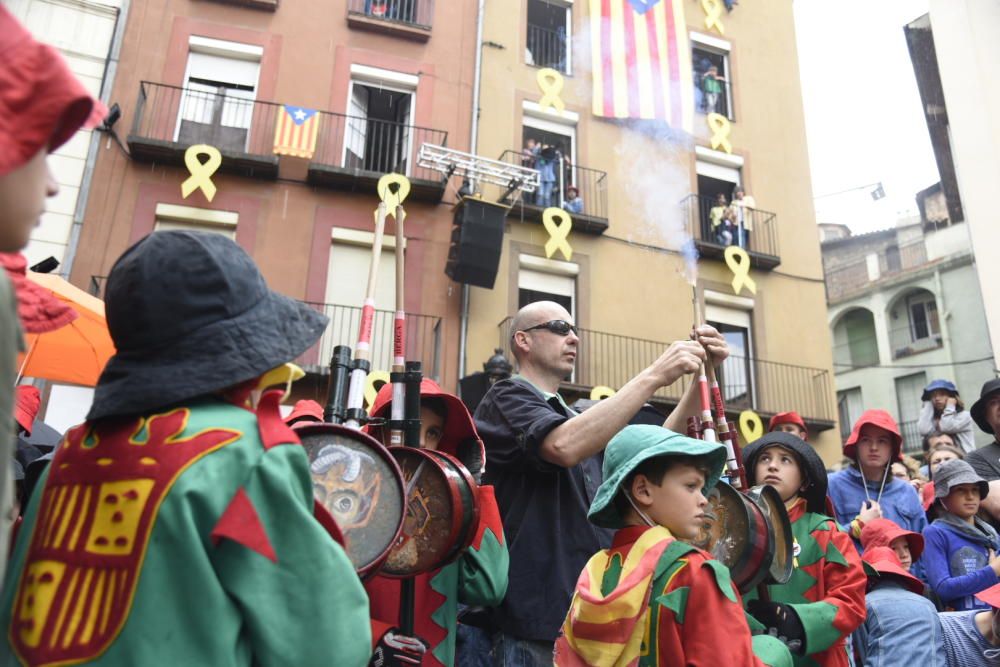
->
<box><xmin>975</xmin><ymin>582</ymin><xmax>1000</xmax><ymax>609</ymax></box>
<box><xmin>859</xmin><ymin>517</ymin><xmax>924</xmax><ymax>560</ymax></box>
<box><xmin>14</xmin><ymin>385</ymin><xmax>40</xmax><ymax>435</ymax></box>
<box><xmin>0</xmin><ymin>6</ymin><xmax>107</xmax><ymax>175</ymax></box>
<box><xmin>843</xmin><ymin>409</ymin><xmax>903</xmax><ymax>462</ymax></box>
<box><xmin>862</xmin><ymin>546</ymin><xmax>924</xmax><ymax>595</ymax></box>
<box><xmin>768</xmin><ymin>411</ymin><xmax>808</xmax><ymax>435</ymax></box>
<box><xmin>922</xmin><ymin>481</ymin><xmax>935</xmax><ymax>511</ymax></box>
<box><xmin>284</xmin><ymin>399</ymin><xmax>324</xmax><ymax>425</ymax></box>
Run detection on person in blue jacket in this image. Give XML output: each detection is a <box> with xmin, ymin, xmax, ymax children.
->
<box><xmin>923</xmin><ymin>459</ymin><xmax>1000</xmax><ymax>611</ymax></box>
<box><xmin>828</xmin><ymin>410</ymin><xmax>928</xmax><ymax>553</ymax></box>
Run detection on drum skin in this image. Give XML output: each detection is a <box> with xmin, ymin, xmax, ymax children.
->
<box><xmin>380</xmin><ymin>447</ymin><xmax>481</xmax><ymax>578</ymax></box>
<box><xmin>294</xmin><ymin>423</ymin><xmax>406</xmax><ymax>579</ymax></box>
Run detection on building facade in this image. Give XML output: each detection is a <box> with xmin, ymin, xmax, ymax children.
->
<box><xmin>465</xmin><ymin>0</ymin><xmax>841</xmax><ymax>461</ymax></box>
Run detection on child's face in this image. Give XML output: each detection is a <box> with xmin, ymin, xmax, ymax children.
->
<box><xmin>889</xmin><ymin>536</ymin><xmax>913</xmax><ymax>571</ymax></box>
<box><xmin>0</xmin><ymin>148</ymin><xmax>57</xmax><ymax>252</ymax></box>
<box><xmin>930</xmin><ymin>389</ymin><xmax>951</xmax><ymax>410</ymax></box>
<box><xmin>633</xmin><ymin>464</ymin><xmax>709</xmax><ymax>540</ymax></box>
<box><xmin>378</xmin><ymin>406</ymin><xmax>444</xmax><ymax>450</ymax></box>
<box><xmin>753</xmin><ymin>445</ymin><xmax>805</xmax><ymax>503</ymax></box>
<box><xmin>857</xmin><ymin>425</ymin><xmax>893</xmax><ymax>469</ymax></box>
<box><xmin>944</xmin><ymin>483</ymin><xmax>982</xmax><ymax>520</ymax></box>
<box><xmin>891</xmin><ymin>462</ymin><xmax>910</xmax><ymax>481</ymax></box>
<box><xmin>930</xmin><ymin>449</ymin><xmax>958</xmax><ymax>472</ymax></box>
<box><xmin>772</xmin><ymin>423</ymin><xmax>807</xmax><ymax>440</ymax></box>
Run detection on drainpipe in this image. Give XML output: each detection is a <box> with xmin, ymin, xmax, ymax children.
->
<box><xmin>63</xmin><ymin>0</ymin><xmax>131</xmax><ymax>278</ymax></box>
<box><xmin>457</xmin><ymin>0</ymin><xmax>486</xmax><ymax>380</ymax></box>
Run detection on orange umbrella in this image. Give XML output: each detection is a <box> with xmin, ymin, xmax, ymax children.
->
<box><xmin>17</xmin><ymin>272</ymin><xmax>116</xmax><ymax>386</ymax></box>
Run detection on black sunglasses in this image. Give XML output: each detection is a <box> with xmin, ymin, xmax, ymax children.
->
<box><xmin>519</xmin><ymin>320</ymin><xmax>579</xmax><ymax>337</ymax></box>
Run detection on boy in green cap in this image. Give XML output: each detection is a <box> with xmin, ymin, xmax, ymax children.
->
<box><xmin>554</xmin><ymin>424</ymin><xmax>791</xmax><ymax>667</ymax></box>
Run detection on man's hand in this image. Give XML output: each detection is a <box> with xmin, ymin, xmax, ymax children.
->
<box><xmin>370</xmin><ymin>629</ymin><xmax>428</xmax><ymax>666</ymax></box>
<box><xmin>691</xmin><ymin>324</ymin><xmax>729</xmax><ymax>368</ymax></box>
<box><xmin>649</xmin><ymin>340</ymin><xmax>706</xmax><ymax>387</ymax></box>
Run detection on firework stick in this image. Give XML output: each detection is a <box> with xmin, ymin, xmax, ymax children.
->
<box><xmin>344</xmin><ymin>202</ymin><xmax>387</xmax><ymax>429</ymax></box>
<box><xmin>389</xmin><ymin>203</ymin><xmax>407</xmax><ymax>446</ymax></box>
<box><xmin>691</xmin><ymin>289</ymin><xmax>717</xmax><ymax>443</ymax></box>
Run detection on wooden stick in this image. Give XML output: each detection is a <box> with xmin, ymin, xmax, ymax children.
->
<box><xmin>389</xmin><ymin>204</ymin><xmax>407</xmax><ymax>446</ymax></box>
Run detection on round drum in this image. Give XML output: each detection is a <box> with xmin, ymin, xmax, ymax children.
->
<box><xmin>295</xmin><ymin>423</ymin><xmax>405</xmax><ymax>579</ymax></box>
<box><xmin>380</xmin><ymin>447</ymin><xmax>480</xmax><ymax>578</ymax></box>
<box><xmin>687</xmin><ymin>482</ymin><xmax>792</xmax><ymax>593</ymax></box>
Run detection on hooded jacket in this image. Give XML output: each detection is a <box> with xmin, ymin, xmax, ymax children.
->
<box><xmin>363</xmin><ymin>380</ymin><xmax>508</xmax><ymax>667</ymax></box>
<box><xmin>923</xmin><ymin>513</ymin><xmax>1000</xmax><ymax>611</ymax></box>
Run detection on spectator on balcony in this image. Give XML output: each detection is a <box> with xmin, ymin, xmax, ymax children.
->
<box><xmin>535</xmin><ymin>144</ymin><xmax>559</xmax><ymax>208</ymax></box>
<box><xmin>473</xmin><ymin>300</ymin><xmax>729</xmax><ymax>666</ymax></box>
<box><xmin>701</xmin><ymin>65</ymin><xmax>725</xmax><ymax>114</ymax></box>
<box><xmin>731</xmin><ymin>186</ymin><xmax>756</xmax><ymax>249</ymax></box>
<box><xmin>963</xmin><ymin>380</ymin><xmax>1000</xmax><ymax>528</ymax></box>
<box><xmin>562</xmin><ymin>185</ymin><xmax>583</xmax><ymax>215</ymax></box>
<box><xmin>521</xmin><ymin>138</ymin><xmax>538</xmax><ymax>169</ymax></box>
<box><xmin>919</xmin><ymin>379</ymin><xmax>976</xmax><ymax>454</ymax></box>
<box><xmin>709</xmin><ymin>193</ymin><xmax>735</xmax><ymax>246</ymax></box>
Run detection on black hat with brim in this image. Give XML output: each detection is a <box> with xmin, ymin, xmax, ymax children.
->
<box><xmin>87</xmin><ymin>231</ymin><xmax>328</xmax><ymax>421</ymax></box>
<box><xmin>743</xmin><ymin>431</ymin><xmax>828</xmax><ymax>515</ymax></box>
<box><xmin>971</xmin><ymin>378</ymin><xmax>1000</xmax><ymax>435</ymax></box>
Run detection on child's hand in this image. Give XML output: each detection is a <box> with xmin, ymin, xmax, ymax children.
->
<box><xmin>857</xmin><ymin>500</ymin><xmax>881</xmax><ymax>524</ymax></box>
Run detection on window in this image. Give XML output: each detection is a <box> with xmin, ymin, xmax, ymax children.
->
<box><xmin>889</xmin><ymin>289</ymin><xmax>942</xmax><ymax>359</ymax></box>
<box><xmin>832</xmin><ymin>308</ymin><xmax>879</xmax><ymax>369</ymax></box>
<box><xmin>154</xmin><ymin>203</ymin><xmax>237</xmax><ymax>239</ymax></box>
<box><xmin>895</xmin><ymin>372</ymin><xmax>926</xmax><ymax>452</ymax></box>
<box><xmin>907</xmin><ymin>292</ymin><xmax>940</xmax><ymax>342</ymax></box>
<box><xmin>526</xmin><ymin>0</ymin><xmax>571</xmax><ymax>74</ymax></box>
<box><xmin>837</xmin><ymin>387</ymin><xmax>862</xmax><ymax>440</ymax></box>
<box><xmin>177</xmin><ymin>37</ymin><xmax>261</xmax><ymax>153</ymax></box>
<box><xmin>706</xmin><ymin>297</ymin><xmax>753</xmax><ymax>407</ymax></box>
<box><xmin>695</xmin><ymin>149</ymin><xmax>743</xmax><ymax>245</ymax></box>
<box><xmin>517</xmin><ymin>255</ymin><xmax>577</xmax><ymax>317</ymax></box>
<box><xmin>692</xmin><ymin>33</ymin><xmax>733</xmax><ymax>120</ymax></box>
<box><xmin>522</xmin><ymin>108</ymin><xmax>577</xmax><ymax>209</ymax></box>
<box><xmin>345</xmin><ymin>66</ymin><xmax>417</xmax><ymax>176</ymax></box>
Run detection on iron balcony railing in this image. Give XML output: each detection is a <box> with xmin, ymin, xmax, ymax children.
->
<box><xmin>684</xmin><ymin>193</ymin><xmax>779</xmax><ymax>259</ymax></box>
<box><xmin>311</xmin><ymin>110</ymin><xmax>447</xmax><ymax>182</ymax></box>
<box><xmin>824</xmin><ymin>240</ymin><xmax>930</xmax><ymax>302</ymax></box>
<box><xmin>898</xmin><ymin>419</ymin><xmax>923</xmax><ymax>455</ymax></box>
<box><xmin>527</xmin><ymin>23</ymin><xmax>569</xmax><ymax>73</ymax></box>
<box><xmin>833</xmin><ymin>324</ymin><xmax>943</xmax><ymax>370</ymax></box>
<box><xmin>498</xmin><ymin>149</ymin><xmax>608</xmax><ymax>221</ymax></box>
<box><xmin>90</xmin><ymin>277</ymin><xmax>441</xmax><ymax>377</ymax></box>
<box><xmin>498</xmin><ymin>318</ymin><xmax>835</xmax><ymax>423</ymax></box>
<box><xmin>346</xmin><ymin>0</ymin><xmax>434</xmax><ymax>29</ymax></box>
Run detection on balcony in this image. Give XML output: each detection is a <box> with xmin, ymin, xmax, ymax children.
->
<box><xmin>824</xmin><ymin>240</ymin><xmax>930</xmax><ymax>302</ymax></box>
<box><xmin>498</xmin><ymin>150</ymin><xmax>608</xmax><ymax>234</ymax></box>
<box><xmin>346</xmin><ymin>0</ymin><xmax>434</xmax><ymax>41</ymax></box>
<box><xmin>90</xmin><ymin>277</ymin><xmax>442</xmax><ymax>378</ymax></box>
<box><xmin>526</xmin><ymin>23</ymin><xmax>569</xmax><ymax>73</ymax></box>
<box><xmin>683</xmin><ymin>194</ymin><xmax>780</xmax><ymax>270</ymax></box>
<box><xmin>498</xmin><ymin>318</ymin><xmax>836</xmax><ymax>428</ymax></box>
<box><xmin>128</xmin><ymin>82</ymin><xmax>280</xmax><ymax>179</ymax></box>
<box><xmin>203</xmin><ymin>0</ymin><xmax>278</xmax><ymax>10</ymax></box>
<box><xmin>308</xmin><ymin>111</ymin><xmax>448</xmax><ymax>203</ymax></box>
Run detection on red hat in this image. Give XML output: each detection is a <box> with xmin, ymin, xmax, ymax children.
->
<box><xmin>284</xmin><ymin>399</ymin><xmax>324</xmax><ymax>426</ymax></box>
<box><xmin>768</xmin><ymin>411</ymin><xmax>808</xmax><ymax>435</ymax></box>
<box><xmin>14</xmin><ymin>385</ymin><xmax>40</xmax><ymax>435</ymax></box>
<box><xmin>0</xmin><ymin>6</ymin><xmax>107</xmax><ymax>176</ymax></box>
<box><xmin>862</xmin><ymin>546</ymin><xmax>924</xmax><ymax>595</ymax></box>
<box><xmin>843</xmin><ymin>409</ymin><xmax>903</xmax><ymax>462</ymax></box>
<box><xmin>859</xmin><ymin>517</ymin><xmax>924</xmax><ymax>560</ymax></box>
<box><xmin>0</xmin><ymin>253</ymin><xmax>77</xmax><ymax>333</ymax></box>
<box><xmin>975</xmin><ymin>582</ymin><xmax>1000</xmax><ymax>609</ymax></box>
<box><xmin>922</xmin><ymin>481</ymin><xmax>935</xmax><ymax>511</ymax></box>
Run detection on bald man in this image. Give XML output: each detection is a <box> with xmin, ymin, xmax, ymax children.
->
<box><xmin>472</xmin><ymin>300</ymin><xmax>728</xmax><ymax>666</ymax></box>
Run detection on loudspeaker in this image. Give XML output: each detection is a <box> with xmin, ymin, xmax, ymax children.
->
<box><xmin>445</xmin><ymin>198</ymin><xmax>507</xmax><ymax>289</ymax></box>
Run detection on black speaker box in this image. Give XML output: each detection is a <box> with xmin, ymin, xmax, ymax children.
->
<box><xmin>445</xmin><ymin>198</ymin><xmax>507</xmax><ymax>289</ymax></box>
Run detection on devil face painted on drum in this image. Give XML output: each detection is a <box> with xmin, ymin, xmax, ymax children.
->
<box><xmin>311</xmin><ymin>445</ymin><xmax>382</xmax><ymax>529</ymax></box>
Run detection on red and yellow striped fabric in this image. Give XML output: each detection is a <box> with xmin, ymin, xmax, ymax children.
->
<box><xmin>589</xmin><ymin>0</ymin><xmax>693</xmax><ymax>132</ymax></box>
<box><xmin>273</xmin><ymin>105</ymin><xmax>319</xmax><ymax>159</ymax></box>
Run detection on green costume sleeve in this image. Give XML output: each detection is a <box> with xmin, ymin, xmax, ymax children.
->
<box><xmin>752</xmin><ymin>635</ymin><xmax>794</xmax><ymax>667</ymax></box>
<box><xmin>457</xmin><ymin>485</ymin><xmax>509</xmax><ymax>606</ymax></box>
<box><xmin>211</xmin><ymin>444</ymin><xmax>372</xmax><ymax>667</ymax></box>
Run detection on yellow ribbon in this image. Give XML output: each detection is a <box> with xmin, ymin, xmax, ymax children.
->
<box><xmin>365</xmin><ymin>370</ymin><xmax>391</xmax><ymax>411</ymax></box>
<box><xmin>590</xmin><ymin>386</ymin><xmax>617</xmax><ymax>400</ymax></box>
<box><xmin>542</xmin><ymin>207</ymin><xmax>573</xmax><ymax>261</ymax></box>
<box><xmin>724</xmin><ymin>246</ymin><xmax>757</xmax><ymax>295</ymax></box>
<box><xmin>181</xmin><ymin>144</ymin><xmax>222</xmax><ymax>202</ymax></box>
<box><xmin>537</xmin><ymin>68</ymin><xmax>566</xmax><ymax>115</ymax></box>
<box><xmin>739</xmin><ymin>410</ymin><xmax>764</xmax><ymax>442</ymax></box>
<box><xmin>377</xmin><ymin>173</ymin><xmax>411</xmax><ymax>220</ymax></box>
<box><xmin>707</xmin><ymin>113</ymin><xmax>732</xmax><ymax>154</ymax></box>
<box><xmin>701</xmin><ymin>0</ymin><xmax>725</xmax><ymax>34</ymax></box>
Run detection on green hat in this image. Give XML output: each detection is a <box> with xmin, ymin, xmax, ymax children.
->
<box><xmin>588</xmin><ymin>424</ymin><xmax>727</xmax><ymax>529</ymax></box>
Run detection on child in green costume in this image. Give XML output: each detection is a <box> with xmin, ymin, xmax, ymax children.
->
<box><xmin>554</xmin><ymin>424</ymin><xmax>792</xmax><ymax>667</ymax></box>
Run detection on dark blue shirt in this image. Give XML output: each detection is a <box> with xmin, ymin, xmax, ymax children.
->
<box><xmin>474</xmin><ymin>377</ymin><xmax>613</xmax><ymax>642</ymax></box>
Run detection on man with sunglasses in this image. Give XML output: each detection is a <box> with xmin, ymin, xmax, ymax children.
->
<box><xmin>473</xmin><ymin>300</ymin><xmax>728</xmax><ymax>666</ymax></box>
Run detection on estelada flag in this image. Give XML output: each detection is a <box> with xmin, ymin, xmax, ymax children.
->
<box><xmin>273</xmin><ymin>104</ymin><xmax>319</xmax><ymax>159</ymax></box>
<box><xmin>589</xmin><ymin>0</ymin><xmax>693</xmax><ymax>132</ymax></box>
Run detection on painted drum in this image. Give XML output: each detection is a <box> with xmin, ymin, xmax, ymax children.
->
<box><xmin>295</xmin><ymin>423</ymin><xmax>406</xmax><ymax>579</ymax></box>
<box><xmin>380</xmin><ymin>447</ymin><xmax>481</xmax><ymax>578</ymax></box>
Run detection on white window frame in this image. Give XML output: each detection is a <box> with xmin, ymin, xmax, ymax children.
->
<box><xmin>344</xmin><ymin>65</ymin><xmax>418</xmax><ymax>176</ymax></box>
<box><xmin>705</xmin><ymin>290</ymin><xmax>755</xmax><ymax>405</ymax></box>
<box><xmin>526</xmin><ymin>0</ymin><xmax>573</xmax><ymax>75</ymax></box>
<box><xmin>518</xmin><ymin>253</ymin><xmax>577</xmax><ymax>317</ymax></box>
<box><xmin>153</xmin><ymin>203</ymin><xmax>238</xmax><ymax>239</ymax></box>
<box><xmin>691</xmin><ymin>32</ymin><xmax>734</xmax><ymax>120</ymax></box>
<box><xmin>523</xmin><ymin>102</ymin><xmax>577</xmax><ymax>203</ymax></box>
<box><xmin>906</xmin><ymin>292</ymin><xmax>940</xmax><ymax>342</ymax></box>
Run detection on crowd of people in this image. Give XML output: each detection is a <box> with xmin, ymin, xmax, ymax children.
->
<box><xmin>6</xmin><ymin>7</ymin><xmax>1000</xmax><ymax>667</ymax></box>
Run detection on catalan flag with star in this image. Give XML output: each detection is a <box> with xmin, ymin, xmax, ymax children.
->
<box><xmin>273</xmin><ymin>104</ymin><xmax>319</xmax><ymax>159</ymax></box>
<box><xmin>589</xmin><ymin>0</ymin><xmax>694</xmax><ymax>132</ymax></box>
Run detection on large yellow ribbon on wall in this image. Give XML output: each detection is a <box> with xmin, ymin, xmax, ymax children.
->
<box><xmin>542</xmin><ymin>207</ymin><xmax>573</xmax><ymax>261</ymax></box>
<box><xmin>181</xmin><ymin>144</ymin><xmax>222</xmax><ymax>203</ymax></box>
<box><xmin>701</xmin><ymin>0</ymin><xmax>725</xmax><ymax>34</ymax></box>
<box><xmin>724</xmin><ymin>246</ymin><xmax>757</xmax><ymax>296</ymax></box>
<box><xmin>590</xmin><ymin>386</ymin><xmax>616</xmax><ymax>400</ymax></box>
<box><xmin>377</xmin><ymin>173</ymin><xmax>411</xmax><ymax>220</ymax></box>
<box><xmin>707</xmin><ymin>113</ymin><xmax>732</xmax><ymax>154</ymax></box>
<box><xmin>365</xmin><ymin>370</ymin><xmax>391</xmax><ymax>412</ymax></box>
<box><xmin>537</xmin><ymin>68</ymin><xmax>566</xmax><ymax>115</ymax></box>
<box><xmin>739</xmin><ymin>410</ymin><xmax>764</xmax><ymax>442</ymax></box>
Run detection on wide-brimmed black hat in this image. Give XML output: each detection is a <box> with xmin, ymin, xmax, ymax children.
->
<box><xmin>971</xmin><ymin>379</ymin><xmax>1000</xmax><ymax>435</ymax></box>
<box><xmin>743</xmin><ymin>431</ymin><xmax>828</xmax><ymax>514</ymax></box>
<box><xmin>87</xmin><ymin>231</ymin><xmax>328</xmax><ymax>420</ymax></box>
